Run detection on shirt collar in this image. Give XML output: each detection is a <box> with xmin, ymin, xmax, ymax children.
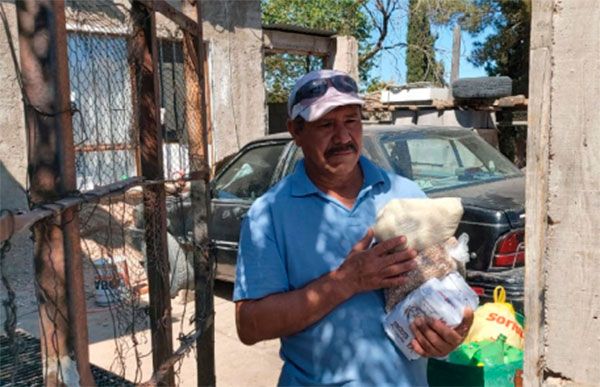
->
<box><xmin>290</xmin><ymin>155</ymin><xmax>385</xmax><ymax>197</ymax></box>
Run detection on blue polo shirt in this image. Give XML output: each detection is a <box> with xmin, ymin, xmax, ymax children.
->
<box><xmin>233</xmin><ymin>156</ymin><xmax>428</xmax><ymax>386</ymax></box>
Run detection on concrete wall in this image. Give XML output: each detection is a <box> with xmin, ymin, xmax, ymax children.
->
<box><xmin>525</xmin><ymin>0</ymin><xmax>600</xmax><ymax>385</ymax></box>
<box><xmin>0</xmin><ymin>1</ymin><xmax>27</xmax><ymax>201</ymax></box>
<box><xmin>327</xmin><ymin>35</ymin><xmax>359</xmax><ymax>83</ymax></box>
<box><xmin>195</xmin><ymin>0</ymin><xmax>266</xmax><ymax>163</ymax></box>
<box><xmin>392</xmin><ymin>109</ymin><xmax>496</xmax><ymax>129</ymax></box>
<box><xmin>0</xmin><ymin>0</ymin><xmax>34</xmax><ymax>294</ymax></box>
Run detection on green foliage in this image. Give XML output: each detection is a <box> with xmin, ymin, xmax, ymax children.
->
<box><xmin>405</xmin><ymin>0</ymin><xmax>444</xmax><ymax>85</ymax></box>
<box><xmin>425</xmin><ymin>0</ymin><xmax>492</xmax><ymax>32</ymax></box>
<box><xmin>264</xmin><ymin>54</ymin><xmax>324</xmax><ymax>103</ymax></box>
<box><xmin>261</xmin><ymin>0</ymin><xmax>530</xmax><ymax>100</ymax></box>
<box><xmin>365</xmin><ymin>77</ymin><xmax>391</xmax><ymax>93</ymax></box>
<box><xmin>262</xmin><ymin>0</ymin><xmax>372</xmax><ymax>103</ymax></box>
<box><xmin>468</xmin><ymin>0</ymin><xmax>531</xmax><ymax>95</ymax></box>
<box><xmin>262</xmin><ymin>0</ymin><xmax>370</xmax><ymax>38</ymax></box>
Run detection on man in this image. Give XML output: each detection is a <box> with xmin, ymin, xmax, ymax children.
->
<box><xmin>233</xmin><ymin>69</ymin><xmax>473</xmax><ymax>386</ymax></box>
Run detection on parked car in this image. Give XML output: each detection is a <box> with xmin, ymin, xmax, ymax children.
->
<box><xmin>208</xmin><ymin>125</ymin><xmax>525</xmax><ymax>310</ymax></box>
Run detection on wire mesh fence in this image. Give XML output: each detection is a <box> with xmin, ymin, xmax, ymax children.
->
<box><xmin>1</xmin><ymin>0</ymin><xmax>211</xmax><ymax>385</ymax></box>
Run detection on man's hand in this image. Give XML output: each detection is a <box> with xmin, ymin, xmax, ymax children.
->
<box><xmin>410</xmin><ymin>308</ymin><xmax>475</xmax><ymax>358</ymax></box>
<box><xmin>236</xmin><ymin>229</ymin><xmax>418</xmax><ymax>345</ymax></box>
<box><xmin>336</xmin><ymin>229</ymin><xmax>418</xmax><ymax>295</ymax></box>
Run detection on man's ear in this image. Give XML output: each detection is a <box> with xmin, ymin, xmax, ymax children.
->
<box><xmin>287</xmin><ymin>119</ymin><xmax>301</xmax><ymax>145</ymax></box>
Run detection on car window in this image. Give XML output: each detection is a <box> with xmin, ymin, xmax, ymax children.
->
<box><xmin>378</xmin><ymin>131</ymin><xmax>522</xmax><ymax>192</ymax></box>
<box><xmin>213</xmin><ymin>144</ymin><xmax>286</xmax><ymax>200</ymax></box>
<box><xmin>282</xmin><ymin>146</ymin><xmax>303</xmax><ymax>177</ymax></box>
<box><xmin>407</xmin><ymin>138</ymin><xmax>485</xmax><ymax>178</ymax></box>
<box><xmin>407</xmin><ymin>138</ymin><xmax>464</xmax><ymax>178</ymax></box>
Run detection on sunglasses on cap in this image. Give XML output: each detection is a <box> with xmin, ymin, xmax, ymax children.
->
<box><xmin>291</xmin><ymin>74</ymin><xmax>359</xmax><ymax>108</ymax></box>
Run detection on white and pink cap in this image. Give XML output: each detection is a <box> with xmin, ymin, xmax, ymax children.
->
<box><xmin>287</xmin><ymin>70</ymin><xmax>364</xmax><ymax>122</ymax></box>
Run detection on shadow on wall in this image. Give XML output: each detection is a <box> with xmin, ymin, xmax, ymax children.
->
<box><xmin>0</xmin><ymin>161</ymin><xmax>28</xmax><ymax>211</ymax></box>
<box><xmin>200</xmin><ymin>0</ymin><xmax>262</xmax><ymax>32</ymax></box>
<box><xmin>0</xmin><ymin>161</ymin><xmax>33</xmax><ymax>277</ymax></box>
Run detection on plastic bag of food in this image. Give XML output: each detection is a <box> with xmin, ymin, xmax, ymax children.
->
<box><xmin>373</xmin><ymin>197</ymin><xmax>468</xmax><ymax>311</ymax></box>
<box><xmin>383</xmin><ymin>272</ymin><xmax>479</xmax><ymax>360</ymax></box>
<box><xmin>464</xmin><ymin>286</ymin><xmax>525</xmax><ymax>350</ymax></box>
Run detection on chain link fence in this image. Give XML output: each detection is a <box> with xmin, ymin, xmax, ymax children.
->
<box><xmin>1</xmin><ymin>0</ymin><xmax>211</xmax><ymax>385</ymax></box>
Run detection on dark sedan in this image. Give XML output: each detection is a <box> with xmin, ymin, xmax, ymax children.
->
<box><xmin>208</xmin><ymin>125</ymin><xmax>525</xmax><ymax>309</ymax></box>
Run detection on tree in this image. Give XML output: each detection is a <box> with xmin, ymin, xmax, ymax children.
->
<box><xmin>463</xmin><ymin>0</ymin><xmax>531</xmax><ymax>167</ymax></box>
<box><xmin>262</xmin><ymin>0</ymin><xmax>401</xmax><ymax>101</ymax></box>
<box><xmin>261</xmin><ymin>0</ymin><xmax>490</xmax><ymax>100</ymax></box>
<box><xmin>405</xmin><ymin>0</ymin><xmax>444</xmax><ymax>85</ymax></box>
<box><xmin>468</xmin><ymin>0</ymin><xmax>531</xmax><ymax>96</ymax></box>
<box><xmin>262</xmin><ymin>0</ymin><xmax>367</xmax><ymax>102</ymax></box>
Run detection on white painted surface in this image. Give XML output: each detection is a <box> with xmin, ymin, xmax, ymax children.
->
<box><xmin>381</xmin><ymin>87</ymin><xmax>450</xmax><ymax>103</ymax></box>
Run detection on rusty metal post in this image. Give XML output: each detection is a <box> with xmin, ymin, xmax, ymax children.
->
<box><xmin>16</xmin><ymin>0</ymin><xmax>95</xmax><ymax>385</ymax></box>
<box><xmin>130</xmin><ymin>2</ymin><xmax>175</xmax><ymax>386</ymax></box>
<box><xmin>183</xmin><ymin>2</ymin><xmax>216</xmax><ymax>385</ymax></box>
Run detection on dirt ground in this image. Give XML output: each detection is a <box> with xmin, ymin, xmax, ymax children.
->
<box><xmin>0</xmin><ymin>194</ymin><xmax>282</xmax><ymax>386</ymax></box>
<box><xmin>1</xmin><ymin>271</ymin><xmax>282</xmax><ymax>386</ymax></box>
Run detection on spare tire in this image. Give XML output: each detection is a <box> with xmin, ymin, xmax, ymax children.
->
<box><xmin>452</xmin><ymin>76</ymin><xmax>512</xmax><ymax>99</ymax></box>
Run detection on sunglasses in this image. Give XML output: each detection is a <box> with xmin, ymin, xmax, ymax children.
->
<box><xmin>291</xmin><ymin>75</ymin><xmax>359</xmax><ymax>108</ymax></box>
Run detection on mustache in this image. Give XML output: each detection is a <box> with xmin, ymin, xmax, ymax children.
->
<box><xmin>325</xmin><ymin>143</ymin><xmax>357</xmax><ymax>157</ymax></box>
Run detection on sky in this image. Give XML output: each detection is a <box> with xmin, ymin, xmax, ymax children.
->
<box><xmin>369</xmin><ymin>24</ymin><xmax>490</xmax><ymax>85</ymax></box>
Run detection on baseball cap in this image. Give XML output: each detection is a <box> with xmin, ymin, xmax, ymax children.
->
<box><xmin>287</xmin><ymin>69</ymin><xmax>364</xmax><ymax>122</ymax></box>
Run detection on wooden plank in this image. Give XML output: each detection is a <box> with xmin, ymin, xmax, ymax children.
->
<box><xmin>0</xmin><ymin>177</ymin><xmax>144</xmax><ymax>243</ymax></box>
<box><xmin>188</xmin><ymin>3</ymin><xmax>216</xmax><ymax>384</ymax></box>
<box><xmin>263</xmin><ymin>28</ymin><xmax>332</xmax><ymax>56</ymax></box>
<box><xmin>16</xmin><ymin>1</ymin><xmax>94</xmax><ymax>385</ymax></box>
<box><xmin>131</xmin><ymin>2</ymin><xmax>175</xmax><ymax>386</ymax></box>
<box><xmin>524</xmin><ymin>1</ymin><xmax>554</xmax><ymax>385</ymax></box>
<box><xmin>74</xmin><ymin>142</ymin><xmax>136</xmax><ymax>152</ymax></box>
<box><xmin>137</xmin><ymin>0</ymin><xmax>198</xmax><ymax>37</ymax></box>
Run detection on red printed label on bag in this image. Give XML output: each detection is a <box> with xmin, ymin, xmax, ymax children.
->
<box><xmin>485</xmin><ymin>312</ymin><xmax>524</xmax><ymax>338</ymax></box>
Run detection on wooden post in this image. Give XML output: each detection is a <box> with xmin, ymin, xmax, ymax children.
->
<box><xmin>16</xmin><ymin>0</ymin><xmax>95</xmax><ymax>385</ymax></box>
<box><xmin>187</xmin><ymin>3</ymin><xmax>216</xmax><ymax>385</ymax></box>
<box><xmin>131</xmin><ymin>2</ymin><xmax>175</xmax><ymax>386</ymax></box>
<box><xmin>525</xmin><ymin>0</ymin><xmax>600</xmax><ymax>385</ymax></box>
<box><xmin>450</xmin><ymin>24</ymin><xmax>461</xmax><ymax>84</ymax></box>
<box><xmin>524</xmin><ymin>1</ymin><xmax>552</xmax><ymax>385</ymax></box>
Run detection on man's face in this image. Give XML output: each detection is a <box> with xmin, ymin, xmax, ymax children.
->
<box><xmin>288</xmin><ymin>105</ymin><xmax>363</xmax><ymax>180</ymax></box>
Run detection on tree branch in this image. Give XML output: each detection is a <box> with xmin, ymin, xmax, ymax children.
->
<box><xmin>359</xmin><ymin>0</ymin><xmax>401</xmax><ymax>65</ymax></box>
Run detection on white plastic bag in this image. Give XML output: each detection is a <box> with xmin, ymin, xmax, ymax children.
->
<box><xmin>383</xmin><ymin>272</ymin><xmax>479</xmax><ymax>360</ymax></box>
<box><xmin>446</xmin><ymin>233</ymin><xmax>470</xmax><ymax>263</ymax></box>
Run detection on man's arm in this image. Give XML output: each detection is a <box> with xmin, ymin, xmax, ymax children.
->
<box><xmin>236</xmin><ymin>230</ymin><xmax>417</xmax><ymax>345</ymax></box>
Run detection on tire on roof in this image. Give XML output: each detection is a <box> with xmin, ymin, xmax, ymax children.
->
<box><xmin>452</xmin><ymin>76</ymin><xmax>513</xmax><ymax>99</ymax></box>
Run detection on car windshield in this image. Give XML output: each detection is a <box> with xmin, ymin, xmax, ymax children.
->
<box><xmin>374</xmin><ymin>130</ymin><xmax>523</xmax><ymax>192</ymax></box>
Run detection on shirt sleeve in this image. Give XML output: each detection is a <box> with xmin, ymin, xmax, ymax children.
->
<box><xmin>233</xmin><ymin>198</ymin><xmax>290</xmax><ymax>301</ymax></box>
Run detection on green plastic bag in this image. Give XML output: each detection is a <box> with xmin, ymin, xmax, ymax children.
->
<box><xmin>428</xmin><ymin>334</ymin><xmax>523</xmax><ymax>387</ymax></box>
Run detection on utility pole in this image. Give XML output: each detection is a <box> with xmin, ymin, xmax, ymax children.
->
<box><xmin>451</xmin><ymin>24</ymin><xmax>461</xmax><ymax>84</ymax></box>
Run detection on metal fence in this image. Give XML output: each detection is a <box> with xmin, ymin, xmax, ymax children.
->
<box><xmin>0</xmin><ymin>0</ymin><xmax>213</xmax><ymax>385</ymax></box>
